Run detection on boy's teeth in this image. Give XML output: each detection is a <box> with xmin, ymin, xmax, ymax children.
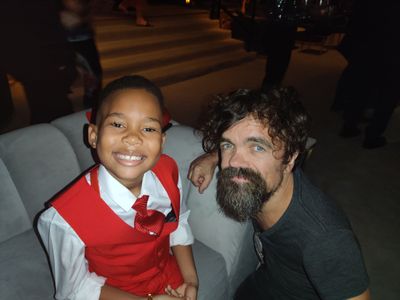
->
<box><xmin>117</xmin><ymin>154</ymin><xmax>142</xmax><ymax>161</ymax></box>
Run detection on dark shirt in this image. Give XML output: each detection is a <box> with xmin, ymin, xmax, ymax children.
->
<box><xmin>254</xmin><ymin>169</ymin><xmax>369</xmax><ymax>299</ymax></box>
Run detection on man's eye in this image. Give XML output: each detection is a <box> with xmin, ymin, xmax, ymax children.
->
<box><xmin>254</xmin><ymin>145</ymin><xmax>265</xmax><ymax>152</ymax></box>
<box><xmin>220</xmin><ymin>143</ymin><xmax>233</xmax><ymax>150</ymax></box>
<box><xmin>111</xmin><ymin>122</ymin><xmax>124</xmax><ymax>128</ymax></box>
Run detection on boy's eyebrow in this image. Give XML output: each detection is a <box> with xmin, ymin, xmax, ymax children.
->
<box><xmin>144</xmin><ymin>117</ymin><xmax>162</xmax><ymax>124</ymax></box>
<box><xmin>105</xmin><ymin>113</ymin><xmax>162</xmax><ymax>124</ymax></box>
<box><xmin>104</xmin><ymin>112</ymin><xmax>124</xmax><ymax>119</ymax></box>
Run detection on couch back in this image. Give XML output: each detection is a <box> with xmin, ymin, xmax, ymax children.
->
<box><xmin>0</xmin><ymin>111</ymin><xmax>257</xmax><ymax>290</ymax></box>
<box><xmin>0</xmin><ymin>124</ymin><xmax>82</xmax><ymax>243</ymax></box>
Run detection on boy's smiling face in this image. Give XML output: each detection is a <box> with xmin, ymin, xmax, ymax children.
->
<box><xmin>88</xmin><ymin>88</ymin><xmax>165</xmax><ymax>196</ymax></box>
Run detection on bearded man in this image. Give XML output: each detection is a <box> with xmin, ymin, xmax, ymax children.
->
<box><xmin>188</xmin><ymin>88</ymin><xmax>370</xmax><ymax>300</ymax></box>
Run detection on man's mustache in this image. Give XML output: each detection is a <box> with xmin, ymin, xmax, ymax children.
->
<box><xmin>218</xmin><ymin>167</ymin><xmax>261</xmax><ymax>182</ymax></box>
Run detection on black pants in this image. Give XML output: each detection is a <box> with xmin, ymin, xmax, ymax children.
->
<box><xmin>0</xmin><ymin>73</ymin><xmax>14</xmax><ymax>125</ymax></box>
<box><xmin>260</xmin><ymin>23</ymin><xmax>297</xmax><ymax>93</ymax></box>
<box><xmin>234</xmin><ymin>270</ymin><xmax>269</xmax><ymax>300</ymax></box>
<box><xmin>341</xmin><ymin>58</ymin><xmax>399</xmax><ymax>139</ymax></box>
<box><xmin>71</xmin><ymin>38</ymin><xmax>103</xmax><ymax>108</ymax></box>
<box><xmin>1</xmin><ymin>55</ymin><xmax>76</xmax><ymax>124</ymax></box>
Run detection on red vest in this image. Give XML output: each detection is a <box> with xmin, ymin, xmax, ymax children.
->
<box><xmin>52</xmin><ymin>154</ymin><xmax>184</xmax><ymax>296</ymax></box>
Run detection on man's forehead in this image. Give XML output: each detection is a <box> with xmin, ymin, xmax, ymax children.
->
<box><xmin>223</xmin><ymin>116</ymin><xmax>269</xmax><ymax>137</ymax></box>
<box><xmin>222</xmin><ymin>115</ymin><xmax>285</xmax><ymax>150</ymax></box>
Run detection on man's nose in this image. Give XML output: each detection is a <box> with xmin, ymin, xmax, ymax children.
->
<box><xmin>227</xmin><ymin>149</ymin><xmax>247</xmax><ymax>168</ymax></box>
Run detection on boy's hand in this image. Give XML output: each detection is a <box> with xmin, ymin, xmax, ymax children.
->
<box><xmin>187</xmin><ymin>152</ymin><xmax>218</xmax><ymax>194</ymax></box>
<box><xmin>165</xmin><ymin>283</ymin><xmax>197</xmax><ymax>300</ymax></box>
<box><xmin>183</xmin><ymin>284</ymin><xmax>197</xmax><ymax>300</ymax></box>
<box><xmin>153</xmin><ymin>295</ymin><xmax>183</xmax><ymax>300</ymax></box>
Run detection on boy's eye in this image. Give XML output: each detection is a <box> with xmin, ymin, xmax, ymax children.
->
<box><xmin>111</xmin><ymin>121</ymin><xmax>124</xmax><ymax>128</ymax></box>
<box><xmin>143</xmin><ymin>127</ymin><xmax>157</xmax><ymax>133</ymax></box>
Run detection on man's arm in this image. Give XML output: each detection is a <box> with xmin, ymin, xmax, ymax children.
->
<box><xmin>348</xmin><ymin>288</ymin><xmax>371</xmax><ymax>300</ymax></box>
<box><xmin>187</xmin><ymin>152</ymin><xmax>218</xmax><ymax>193</ymax></box>
<box><xmin>303</xmin><ymin>230</ymin><xmax>370</xmax><ymax>300</ymax></box>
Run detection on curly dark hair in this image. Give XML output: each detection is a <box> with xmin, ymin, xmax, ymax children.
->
<box><xmin>200</xmin><ymin>87</ymin><xmax>311</xmax><ymax>165</ymax></box>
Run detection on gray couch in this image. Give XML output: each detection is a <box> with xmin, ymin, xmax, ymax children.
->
<box><xmin>0</xmin><ymin>111</ymin><xmax>258</xmax><ymax>300</ymax></box>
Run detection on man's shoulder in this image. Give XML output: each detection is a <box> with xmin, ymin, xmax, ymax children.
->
<box><xmin>293</xmin><ymin>169</ymin><xmax>351</xmax><ymax>233</ymax></box>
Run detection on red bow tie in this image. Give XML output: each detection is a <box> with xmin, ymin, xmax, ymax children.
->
<box><xmin>132</xmin><ymin>195</ymin><xmax>165</xmax><ymax>236</ymax></box>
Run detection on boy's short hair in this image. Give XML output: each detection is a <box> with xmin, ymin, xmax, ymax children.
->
<box><xmin>96</xmin><ymin>75</ymin><xmax>164</xmax><ymax>113</ymax></box>
<box><xmin>200</xmin><ymin>87</ymin><xmax>311</xmax><ymax>165</ymax></box>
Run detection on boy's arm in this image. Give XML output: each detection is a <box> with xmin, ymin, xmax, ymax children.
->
<box><xmin>171</xmin><ymin>245</ymin><xmax>199</xmax><ymax>294</ymax></box>
<box><xmin>37</xmin><ymin>208</ymin><xmax>106</xmax><ymax>300</ymax></box>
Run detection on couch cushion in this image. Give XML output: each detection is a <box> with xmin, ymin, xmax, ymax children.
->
<box><xmin>0</xmin><ymin>124</ymin><xmax>81</xmax><ymax>221</ymax></box>
<box><xmin>187</xmin><ymin>177</ymin><xmax>258</xmax><ymax>292</ymax></box>
<box><xmin>0</xmin><ymin>159</ymin><xmax>31</xmax><ymax>243</ymax></box>
<box><xmin>51</xmin><ymin>110</ymin><xmax>96</xmax><ymax>172</ymax></box>
<box><xmin>163</xmin><ymin>124</ymin><xmax>258</xmax><ymax>291</ymax></box>
<box><xmin>192</xmin><ymin>240</ymin><xmax>229</xmax><ymax>300</ymax></box>
<box><xmin>0</xmin><ymin>233</ymin><xmax>228</xmax><ymax>300</ymax></box>
<box><xmin>0</xmin><ymin>229</ymin><xmax>54</xmax><ymax>300</ymax></box>
<box><xmin>163</xmin><ymin>124</ymin><xmax>205</xmax><ymax>199</ymax></box>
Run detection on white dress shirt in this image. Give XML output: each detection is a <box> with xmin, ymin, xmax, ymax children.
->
<box><xmin>38</xmin><ymin>165</ymin><xmax>194</xmax><ymax>300</ymax></box>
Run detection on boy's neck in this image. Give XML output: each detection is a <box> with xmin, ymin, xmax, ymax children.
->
<box><xmin>123</xmin><ymin>177</ymin><xmax>143</xmax><ymax>197</ymax></box>
<box><xmin>100</xmin><ymin>165</ymin><xmax>144</xmax><ymax>198</ymax></box>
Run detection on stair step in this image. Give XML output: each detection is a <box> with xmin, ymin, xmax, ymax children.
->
<box><xmin>103</xmin><ymin>48</ymin><xmax>257</xmax><ymax>87</ymax></box>
<box><xmin>93</xmin><ymin>11</ymin><xmax>211</xmax><ymax>28</ymax></box>
<box><xmin>101</xmin><ymin>38</ymin><xmax>245</xmax><ymax>78</ymax></box>
<box><xmin>94</xmin><ymin>4</ymin><xmax>253</xmax><ymax>88</ymax></box>
<box><xmin>94</xmin><ymin>14</ymin><xmax>218</xmax><ymax>42</ymax></box>
<box><xmin>96</xmin><ymin>22</ymin><xmax>218</xmax><ymax>42</ymax></box>
<box><xmin>98</xmin><ymin>29</ymin><xmax>231</xmax><ymax>58</ymax></box>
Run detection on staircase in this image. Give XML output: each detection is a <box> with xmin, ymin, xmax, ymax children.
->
<box><xmin>93</xmin><ymin>4</ymin><xmax>257</xmax><ymax>87</ymax></box>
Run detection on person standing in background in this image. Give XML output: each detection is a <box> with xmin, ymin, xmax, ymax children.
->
<box><xmin>61</xmin><ymin>0</ymin><xmax>103</xmax><ymax>108</ymax></box>
<box><xmin>337</xmin><ymin>0</ymin><xmax>400</xmax><ymax>149</ymax></box>
<box><xmin>115</xmin><ymin>0</ymin><xmax>152</xmax><ymax>27</ymax></box>
<box><xmin>0</xmin><ymin>0</ymin><xmax>76</xmax><ymax>124</ymax></box>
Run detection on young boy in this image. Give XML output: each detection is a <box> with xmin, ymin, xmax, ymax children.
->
<box><xmin>38</xmin><ymin>75</ymin><xmax>198</xmax><ymax>300</ymax></box>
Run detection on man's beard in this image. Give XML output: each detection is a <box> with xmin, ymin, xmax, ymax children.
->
<box><xmin>216</xmin><ymin>167</ymin><xmax>280</xmax><ymax>222</ymax></box>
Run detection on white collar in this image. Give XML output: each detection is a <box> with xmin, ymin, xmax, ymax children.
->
<box><xmin>98</xmin><ymin>165</ymin><xmax>160</xmax><ymax>212</ymax></box>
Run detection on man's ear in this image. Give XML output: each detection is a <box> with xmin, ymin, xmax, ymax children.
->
<box><xmin>88</xmin><ymin>123</ymin><xmax>98</xmax><ymax>149</ymax></box>
<box><xmin>285</xmin><ymin>152</ymin><xmax>299</xmax><ymax>173</ymax></box>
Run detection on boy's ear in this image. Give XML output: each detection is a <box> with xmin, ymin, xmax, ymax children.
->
<box><xmin>88</xmin><ymin>123</ymin><xmax>98</xmax><ymax>149</ymax></box>
<box><xmin>161</xmin><ymin>132</ymin><xmax>166</xmax><ymax>149</ymax></box>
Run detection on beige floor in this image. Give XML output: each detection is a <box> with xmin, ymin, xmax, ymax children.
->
<box><xmin>3</xmin><ymin>46</ymin><xmax>400</xmax><ymax>299</ymax></box>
